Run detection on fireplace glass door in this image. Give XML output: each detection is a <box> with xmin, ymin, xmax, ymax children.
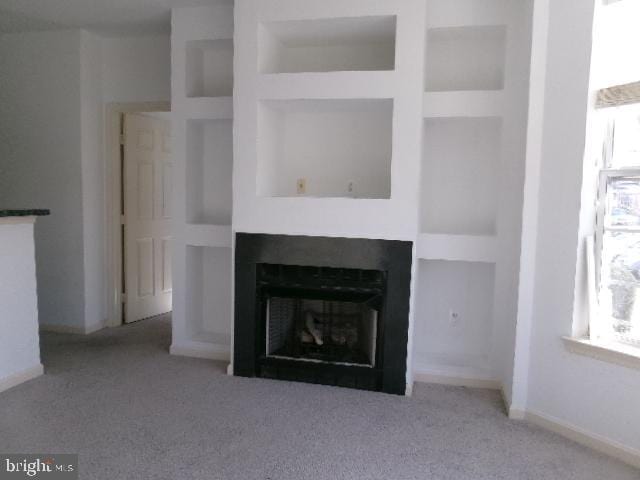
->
<box><xmin>266</xmin><ymin>296</ymin><xmax>380</xmax><ymax>367</ymax></box>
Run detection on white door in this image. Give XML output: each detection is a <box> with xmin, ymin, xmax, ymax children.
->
<box><xmin>123</xmin><ymin>113</ymin><xmax>172</xmax><ymax>323</ymax></box>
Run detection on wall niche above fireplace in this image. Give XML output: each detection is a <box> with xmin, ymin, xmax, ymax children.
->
<box><xmin>234</xmin><ymin>234</ymin><xmax>412</xmax><ymax>395</ymax></box>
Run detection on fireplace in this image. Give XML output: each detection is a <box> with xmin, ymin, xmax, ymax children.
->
<box><xmin>234</xmin><ymin>234</ymin><xmax>412</xmax><ymax>395</ymax></box>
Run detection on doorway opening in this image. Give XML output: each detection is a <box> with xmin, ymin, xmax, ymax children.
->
<box><xmin>106</xmin><ymin>103</ymin><xmax>172</xmax><ymax>327</ymax></box>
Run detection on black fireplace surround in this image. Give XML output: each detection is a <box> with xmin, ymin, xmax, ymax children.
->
<box><xmin>234</xmin><ymin>233</ymin><xmax>413</xmax><ymax>395</ymax></box>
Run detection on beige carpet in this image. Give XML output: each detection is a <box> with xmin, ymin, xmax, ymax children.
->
<box><xmin>0</xmin><ymin>315</ymin><xmax>637</xmax><ymax>479</ymax></box>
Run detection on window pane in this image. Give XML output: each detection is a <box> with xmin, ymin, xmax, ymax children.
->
<box><xmin>600</xmin><ymin>231</ymin><xmax>640</xmax><ymax>343</ymax></box>
<box><xmin>605</xmin><ymin>176</ymin><xmax>640</xmax><ymax>227</ymax></box>
<box><xmin>610</xmin><ymin>104</ymin><xmax>640</xmax><ymax>168</ymax></box>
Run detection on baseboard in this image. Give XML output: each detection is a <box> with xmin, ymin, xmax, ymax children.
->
<box><xmin>0</xmin><ymin>364</ymin><xmax>44</xmax><ymax>394</ymax></box>
<box><xmin>413</xmin><ymin>370</ymin><xmax>501</xmax><ymax>390</ymax></box>
<box><xmin>40</xmin><ymin>321</ymin><xmax>105</xmax><ymax>335</ymax></box>
<box><xmin>499</xmin><ymin>384</ymin><xmax>526</xmax><ymax>419</ymax></box>
<box><xmin>523</xmin><ymin>410</ymin><xmax>640</xmax><ymax>469</ymax></box>
<box><xmin>170</xmin><ymin>341</ymin><xmax>230</xmax><ymax>361</ymax></box>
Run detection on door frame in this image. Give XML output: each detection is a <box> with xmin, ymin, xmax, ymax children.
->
<box><xmin>105</xmin><ymin>101</ymin><xmax>171</xmax><ymax>328</ymax></box>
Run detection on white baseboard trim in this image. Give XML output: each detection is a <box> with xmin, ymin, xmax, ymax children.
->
<box><xmin>499</xmin><ymin>384</ymin><xmax>638</xmax><ymax>467</ymax></box>
<box><xmin>414</xmin><ymin>370</ymin><xmax>501</xmax><ymax>390</ymax></box>
<box><xmin>40</xmin><ymin>321</ymin><xmax>105</xmax><ymax>335</ymax></box>
<box><xmin>0</xmin><ymin>364</ymin><xmax>44</xmax><ymax>394</ymax></box>
<box><xmin>523</xmin><ymin>410</ymin><xmax>640</xmax><ymax>470</ymax></box>
<box><xmin>170</xmin><ymin>341</ymin><xmax>230</xmax><ymax>362</ymax></box>
<box><xmin>499</xmin><ymin>385</ymin><xmax>526</xmax><ymax>419</ymax></box>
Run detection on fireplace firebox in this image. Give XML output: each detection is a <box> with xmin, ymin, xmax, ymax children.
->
<box><xmin>234</xmin><ymin>234</ymin><xmax>412</xmax><ymax>394</ymax></box>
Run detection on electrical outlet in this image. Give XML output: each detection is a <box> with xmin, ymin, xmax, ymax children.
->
<box><xmin>449</xmin><ymin>310</ymin><xmax>460</xmax><ymax>323</ymax></box>
<box><xmin>348</xmin><ymin>181</ymin><xmax>354</xmax><ymax>194</ymax></box>
<box><xmin>297</xmin><ymin>178</ymin><xmax>307</xmax><ymax>195</ymax></box>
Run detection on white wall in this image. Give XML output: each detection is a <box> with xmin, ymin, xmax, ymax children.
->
<box><xmin>0</xmin><ymin>30</ymin><xmax>171</xmax><ymax>331</ymax></box>
<box><xmin>414</xmin><ymin>260</ymin><xmax>496</xmax><ymax>376</ymax></box>
<box><xmin>80</xmin><ymin>31</ymin><xmax>106</xmax><ymax>332</ymax></box>
<box><xmin>0</xmin><ymin>30</ymin><xmax>86</xmax><ymax>329</ymax></box>
<box><xmin>0</xmin><ymin>220</ymin><xmax>43</xmax><ymax>385</ymax></box>
<box><xmin>101</xmin><ymin>35</ymin><xmax>171</xmax><ymax>103</ymax></box>
<box><xmin>521</xmin><ymin>0</ymin><xmax>640</xmax><ymax>452</ymax></box>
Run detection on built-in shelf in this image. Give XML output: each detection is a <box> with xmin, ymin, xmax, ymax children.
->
<box><xmin>185</xmin><ymin>224</ymin><xmax>232</xmax><ymax>248</ymax></box>
<box><xmin>416</xmin><ymin>234</ymin><xmax>498</xmax><ymax>263</ymax></box>
<box><xmin>185</xmin><ymin>39</ymin><xmax>234</xmax><ymax>98</ymax></box>
<box><xmin>184</xmin><ymin>245</ymin><xmax>232</xmax><ymax>351</ymax></box>
<box><xmin>421</xmin><ymin>117</ymin><xmax>501</xmax><ymax>235</ymax></box>
<box><xmin>170</xmin><ymin>338</ymin><xmax>230</xmax><ymax>361</ymax></box>
<box><xmin>423</xmin><ymin>91</ymin><xmax>504</xmax><ymax>118</ymax></box>
<box><xmin>186</xmin><ymin>119</ymin><xmax>233</xmax><ymax>224</ymax></box>
<box><xmin>413</xmin><ymin>352</ymin><xmax>496</xmax><ymax>387</ymax></box>
<box><xmin>257</xmin><ymin>71</ymin><xmax>395</xmax><ymax>100</ymax></box>
<box><xmin>425</xmin><ymin>25</ymin><xmax>506</xmax><ymax>92</ymax></box>
<box><xmin>258</xmin><ymin>15</ymin><xmax>397</xmax><ymax>74</ymax></box>
<box><xmin>413</xmin><ymin>259</ymin><xmax>496</xmax><ymax>383</ymax></box>
<box><xmin>181</xmin><ymin>97</ymin><xmax>233</xmax><ymax>120</ymax></box>
<box><xmin>257</xmin><ymin>98</ymin><xmax>393</xmax><ymax>199</ymax></box>
<box><xmin>426</xmin><ymin>0</ymin><xmax>509</xmax><ymax>29</ymax></box>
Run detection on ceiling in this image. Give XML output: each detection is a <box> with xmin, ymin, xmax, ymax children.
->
<box><xmin>0</xmin><ymin>0</ymin><xmax>232</xmax><ymax>36</ymax></box>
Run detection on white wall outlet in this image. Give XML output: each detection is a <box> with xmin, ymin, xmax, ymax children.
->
<box><xmin>449</xmin><ymin>310</ymin><xmax>460</xmax><ymax>323</ymax></box>
<box><xmin>296</xmin><ymin>178</ymin><xmax>307</xmax><ymax>195</ymax></box>
<box><xmin>348</xmin><ymin>181</ymin><xmax>354</xmax><ymax>194</ymax></box>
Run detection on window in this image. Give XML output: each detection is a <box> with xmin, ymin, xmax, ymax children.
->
<box><xmin>595</xmin><ymin>102</ymin><xmax>640</xmax><ymax>347</ymax></box>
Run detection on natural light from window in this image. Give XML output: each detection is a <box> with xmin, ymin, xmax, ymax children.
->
<box><xmin>598</xmin><ymin>104</ymin><xmax>640</xmax><ymax>346</ymax></box>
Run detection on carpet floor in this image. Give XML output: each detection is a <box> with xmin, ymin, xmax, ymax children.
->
<box><xmin>0</xmin><ymin>315</ymin><xmax>637</xmax><ymax>480</ymax></box>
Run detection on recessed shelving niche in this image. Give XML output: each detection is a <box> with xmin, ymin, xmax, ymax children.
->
<box><xmin>185</xmin><ymin>246</ymin><xmax>232</xmax><ymax>345</ymax></box>
<box><xmin>425</xmin><ymin>25</ymin><xmax>506</xmax><ymax>92</ymax></box>
<box><xmin>421</xmin><ymin>117</ymin><xmax>502</xmax><ymax>236</ymax></box>
<box><xmin>258</xmin><ymin>16</ymin><xmax>397</xmax><ymax>74</ymax></box>
<box><xmin>413</xmin><ymin>259</ymin><xmax>495</xmax><ymax>377</ymax></box>
<box><xmin>186</xmin><ymin>119</ymin><xmax>233</xmax><ymax>225</ymax></box>
<box><xmin>257</xmin><ymin>99</ymin><xmax>393</xmax><ymax>199</ymax></box>
<box><xmin>185</xmin><ymin>39</ymin><xmax>234</xmax><ymax>98</ymax></box>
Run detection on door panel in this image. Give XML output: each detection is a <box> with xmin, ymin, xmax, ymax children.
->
<box><xmin>124</xmin><ymin>113</ymin><xmax>172</xmax><ymax>323</ymax></box>
<box><xmin>137</xmin><ymin>162</ymin><xmax>154</xmax><ymax>220</ymax></box>
<box><xmin>136</xmin><ymin>238</ymin><xmax>155</xmax><ymax>298</ymax></box>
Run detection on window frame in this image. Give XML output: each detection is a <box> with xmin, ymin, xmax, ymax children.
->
<box><xmin>594</xmin><ymin>163</ymin><xmax>640</xmax><ymax>347</ymax></box>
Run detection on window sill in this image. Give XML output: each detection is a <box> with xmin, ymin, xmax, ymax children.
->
<box><xmin>562</xmin><ymin>336</ymin><xmax>640</xmax><ymax>370</ymax></box>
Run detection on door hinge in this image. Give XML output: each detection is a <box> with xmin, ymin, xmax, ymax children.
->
<box><xmin>120</xmin><ymin>214</ymin><xmax>125</xmax><ymax>225</ymax></box>
<box><xmin>119</xmin><ymin>134</ymin><xmax>126</xmax><ymax>145</ymax></box>
<box><xmin>121</xmin><ymin>293</ymin><xmax>127</xmax><ymax>304</ymax></box>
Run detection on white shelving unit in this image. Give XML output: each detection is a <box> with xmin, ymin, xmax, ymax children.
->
<box><xmin>416</xmin><ymin>234</ymin><xmax>497</xmax><ymax>263</ymax></box>
<box><xmin>414</xmin><ymin>0</ymin><xmax>529</xmax><ymax>390</ymax></box>
<box><xmin>168</xmin><ymin>0</ymin><xmax>532</xmax><ymax>396</ymax></box>
<box><xmin>171</xmin><ymin>4</ymin><xmax>235</xmax><ymax>362</ymax></box>
<box><xmin>180</xmin><ymin>97</ymin><xmax>233</xmax><ymax>121</ymax></box>
<box><xmin>423</xmin><ymin>91</ymin><xmax>504</xmax><ymax>118</ymax></box>
<box><xmin>256</xmin><ymin>99</ymin><xmax>393</xmax><ymax>199</ymax></box>
<box><xmin>185</xmin><ymin>224</ymin><xmax>233</xmax><ymax>249</ymax></box>
<box><xmin>234</xmin><ymin>0</ymin><xmax>426</xmax><ymax>242</ymax></box>
<box><xmin>421</xmin><ymin>117</ymin><xmax>502</xmax><ymax>237</ymax></box>
<box><xmin>424</xmin><ymin>24</ymin><xmax>507</xmax><ymax>92</ymax></box>
<box><xmin>185</xmin><ymin>39</ymin><xmax>234</xmax><ymax>98</ymax></box>
<box><xmin>185</xmin><ymin>118</ymin><xmax>233</xmax><ymax>225</ymax></box>
<box><xmin>258</xmin><ymin>15</ymin><xmax>397</xmax><ymax>74</ymax></box>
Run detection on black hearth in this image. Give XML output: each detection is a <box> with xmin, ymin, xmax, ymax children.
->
<box><xmin>234</xmin><ymin>234</ymin><xmax>412</xmax><ymax>395</ymax></box>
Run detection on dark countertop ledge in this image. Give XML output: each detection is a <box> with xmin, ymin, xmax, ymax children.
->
<box><xmin>0</xmin><ymin>209</ymin><xmax>50</xmax><ymax>218</ymax></box>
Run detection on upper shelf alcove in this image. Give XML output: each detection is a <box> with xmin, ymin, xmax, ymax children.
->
<box><xmin>256</xmin><ymin>98</ymin><xmax>393</xmax><ymax>199</ymax></box>
<box><xmin>258</xmin><ymin>16</ymin><xmax>397</xmax><ymax>74</ymax></box>
<box><xmin>425</xmin><ymin>25</ymin><xmax>506</xmax><ymax>92</ymax></box>
<box><xmin>186</xmin><ymin>39</ymin><xmax>234</xmax><ymax>98</ymax></box>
